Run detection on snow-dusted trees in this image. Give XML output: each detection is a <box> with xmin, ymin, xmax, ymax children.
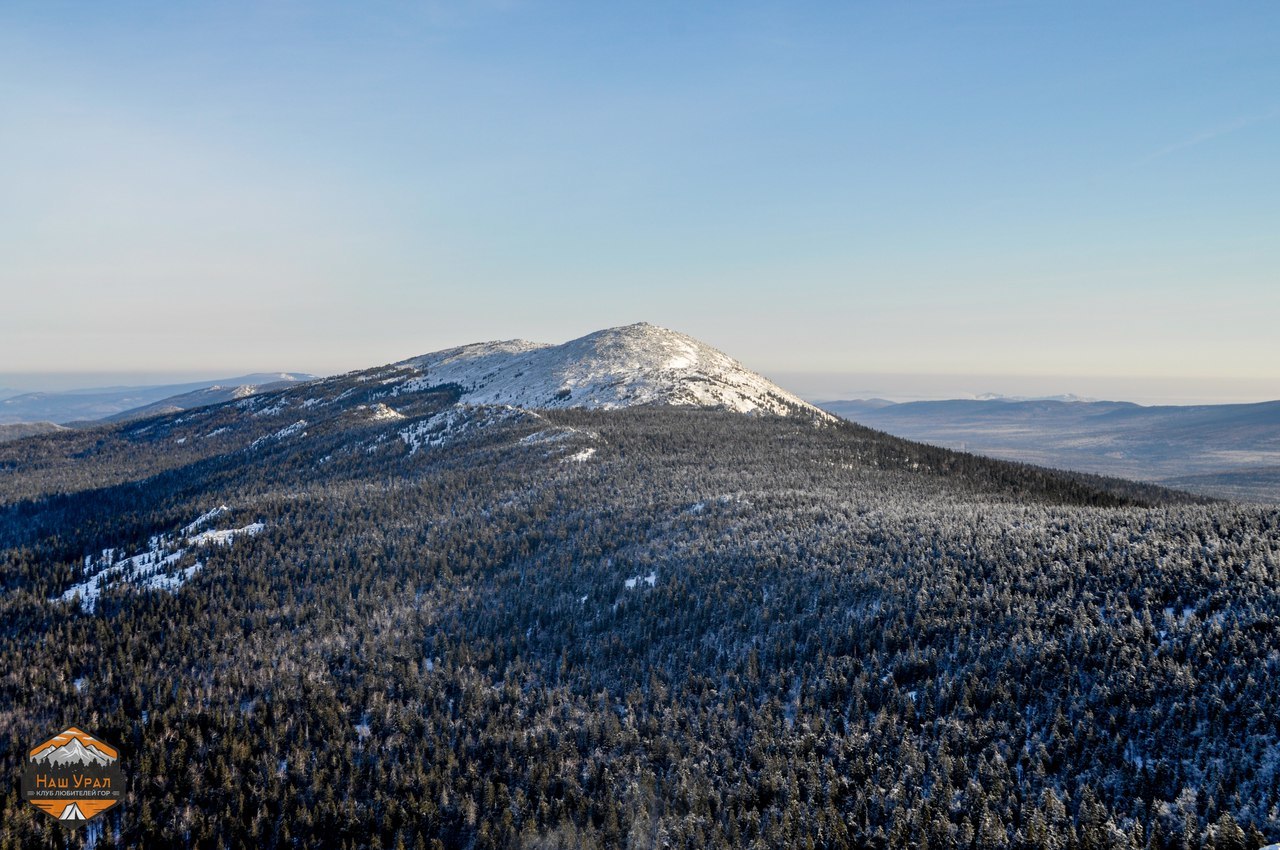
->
<box><xmin>0</xmin><ymin>400</ymin><xmax>1276</xmax><ymax>848</ymax></box>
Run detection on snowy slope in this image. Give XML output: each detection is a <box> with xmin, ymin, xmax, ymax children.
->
<box><xmin>55</xmin><ymin>509</ymin><xmax>265</xmax><ymax>613</ymax></box>
<box><xmin>395</xmin><ymin>323</ymin><xmax>830</xmax><ymax>419</ymax></box>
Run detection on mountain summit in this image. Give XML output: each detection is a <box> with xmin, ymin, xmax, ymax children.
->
<box><xmin>397</xmin><ymin>323</ymin><xmax>827</xmax><ymax>419</ymax></box>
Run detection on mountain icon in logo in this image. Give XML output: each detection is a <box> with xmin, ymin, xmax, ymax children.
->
<box><xmin>30</xmin><ymin>733</ymin><xmax>118</xmax><ymax>767</ymax></box>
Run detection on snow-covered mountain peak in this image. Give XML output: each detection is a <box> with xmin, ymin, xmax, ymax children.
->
<box><xmin>396</xmin><ymin>323</ymin><xmax>830</xmax><ymax>419</ymax></box>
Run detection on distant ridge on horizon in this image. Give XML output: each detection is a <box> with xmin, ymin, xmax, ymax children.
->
<box><xmin>820</xmin><ymin>395</ymin><xmax>1280</xmax><ymax>503</ymax></box>
<box><xmin>0</xmin><ymin>372</ymin><xmax>316</xmax><ymax>425</ymax></box>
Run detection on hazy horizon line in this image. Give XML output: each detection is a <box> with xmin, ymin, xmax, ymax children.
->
<box><xmin>1</xmin><ymin>369</ymin><xmax>1275</xmax><ymax>408</ymax></box>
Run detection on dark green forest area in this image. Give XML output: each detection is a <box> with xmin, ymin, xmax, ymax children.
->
<box><xmin>1</xmin><ymin>370</ymin><xmax>1277</xmax><ymax>849</ymax></box>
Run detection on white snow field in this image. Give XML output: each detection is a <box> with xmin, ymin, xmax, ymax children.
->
<box><xmin>394</xmin><ymin>323</ymin><xmax>832</xmax><ymax>420</ymax></box>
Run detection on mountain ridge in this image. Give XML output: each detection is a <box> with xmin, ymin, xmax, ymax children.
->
<box><xmin>0</xmin><ymin>373</ymin><xmax>316</xmax><ymax>425</ymax></box>
<box><xmin>820</xmin><ymin>396</ymin><xmax>1280</xmax><ymax>502</ymax></box>
<box><xmin>63</xmin><ymin>325</ymin><xmax>827</xmax><ymax>427</ymax></box>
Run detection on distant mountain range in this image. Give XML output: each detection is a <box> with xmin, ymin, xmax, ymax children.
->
<box><xmin>98</xmin><ymin>383</ymin><xmax>299</xmax><ymax>423</ymax></box>
<box><xmin>819</xmin><ymin>396</ymin><xmax>1280</xmax><ymax>502</ymax></box>
<box><xmin>0</xmin><ymin>422</ymin><xmax>68</xmax><ymax>444</ymax></box>
<box><xmin>0</xmin><ymin>373</ymin><xmax>316</xmax><ymax>425</ymax></box>
<box><xmin>6</xmin><ymin>354</ymin><xmax>1275</xmax><ymax>504</ymax></box>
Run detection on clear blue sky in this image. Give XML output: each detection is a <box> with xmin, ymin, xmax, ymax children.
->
<box><xmin>2</xmin><ymin>2</ymin><xmax>1277</xmax><ymax>402</ymax></box>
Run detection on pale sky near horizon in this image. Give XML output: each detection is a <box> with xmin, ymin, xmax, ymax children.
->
<box><xmin>0</xmin><ymin>369</ymin><xmax>1274</xmax><ymax>407</ymax></box>
<box><xmin>2</xmin><ymin>2</ymin><xmax>1277</xmax><ymax>403</ymax></box>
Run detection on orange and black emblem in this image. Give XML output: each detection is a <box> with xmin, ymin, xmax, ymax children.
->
<box><xmin>20</xmin><ymin>727</ymin><xmax>124</xmax><ymax>827</ymax></box>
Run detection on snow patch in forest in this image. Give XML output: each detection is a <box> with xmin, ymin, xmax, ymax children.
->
<box><xmin>54</xmin><ymin>512</ymin><xmax>266</xmax><ymax>613</ymax></box>
<box><xmin>624</xmin><ymin>572</ymin><xmax>657</xmax><ymax>590</ymax></box>
<box><xmin>184</xmin><ymin>505</ymin><xmax>230</xmax><ymax>533</ymax></box>
<box><xmin>187</xmin><ymin>523</ymin><xmax>265</xmax><ymax>547</ymax></box>
<box><xmin>520</xmin><ymin>428</ymin><xmax>581</xmax><ymax>445</ymax></box>
<box><xmin>250</xmin><ymin>420</ymin><xmax>308</xmax><ymax>448</ymax></box>
<box><xmin>520</xmin><ymin>427</ymin><xmax>601</xmax><ymax>461</ymax></box>
<box><xmin>252</xmin><ymin>399</ymin><xmax>290</xmax><ymax>417</ymax></box>
<box><xmin>399</xmin><ymin>406</ymin><xmax>530</xmax><ymax>455</ymax></box>
<box><xmin>1163</xmin><ymin>605</ymin><xmax>1199</xmax><ymax>625</ymax></box>
<box><xmin>367</xmin><ymin>403</ymin><xmax>405</xmax><ymax>422</ymax></box>
<box><xmin>140</xmin><ymin>564</ymin><xmax>204</xmax><ymax>593</ymax></box>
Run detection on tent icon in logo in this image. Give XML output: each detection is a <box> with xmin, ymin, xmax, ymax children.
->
<box><xmin>58</xmin><ymin>803</ymin><xmax>88</xmax><ymax>821</ymax></box>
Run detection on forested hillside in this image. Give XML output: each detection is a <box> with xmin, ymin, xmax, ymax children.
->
<box><xmin>0</xmin><ymin>358</ymin><xmax>1276</xmax><ymax>849</ymax></box>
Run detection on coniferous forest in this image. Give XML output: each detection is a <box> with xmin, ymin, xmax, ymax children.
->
<box><xmin>1</xmin><ymin>368</ymin><xmax>1278</xmax><ymax>849</ymax></box>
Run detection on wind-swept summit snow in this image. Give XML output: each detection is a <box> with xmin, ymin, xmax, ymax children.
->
<box><xmin>396</xmin><ymin>323</ymin><xmax>829</xmax><ymax>419</ymax></box>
